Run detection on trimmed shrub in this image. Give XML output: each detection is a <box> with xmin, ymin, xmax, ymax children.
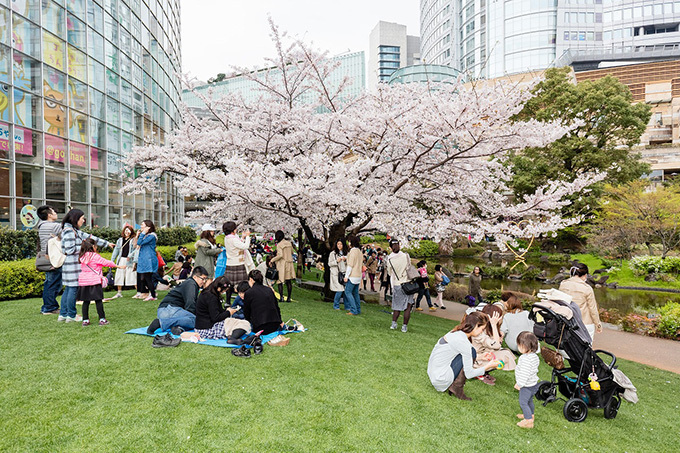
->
<box><xmin>156</xmin><ymin>226</ymin><xmax>197</xmax><ymax>246</ymax></box>
<box><xmin>403</xmin><ymin>240</ymin><xmax>440</xmax><ymax>257</ymax></box>
<box><xmin>657</xmin><ymin>302</ymin><xmax>680</xmax><ymax>339</ymax></box>
<box><xmin>0</xmin><ymin>227</ymin><xmax>39</xmax><ymax>261</ymax></box>
<box><xmin>0</xmin><ymin>260</ymin><xmax>45</xmax><ymax>300</ymax></box>
<box><xmin>81</xmin><ymin>227</ymin><xmax>121</xmax><ymax>243</ymax></box>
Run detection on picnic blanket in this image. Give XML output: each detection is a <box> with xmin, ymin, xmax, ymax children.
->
<box><xmin>125</xmin><ymin>327</ymin><xmax>303</xmax><ymax>348</ymax></box>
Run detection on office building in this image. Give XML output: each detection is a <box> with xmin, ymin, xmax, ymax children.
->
<box><xmin>368</xmin><ymin>21</ymin><xmax>420</xmax><ymax>90</ymax></box>
<box><xmin>420</xmin><ymin>0</ymin><xmax>680</xmax><ymax>79</ymax></box>
<box><xmin>0</xmin><ymin>0</ymin><xmax>184</xmax><ymax>230</ymax></box>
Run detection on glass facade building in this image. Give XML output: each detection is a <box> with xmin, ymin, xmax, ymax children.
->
<box><xmin>421</xmin><ymin>0</ymin><xmax>680</xmax><ymax>78</ymax></box>
<box><xmin>0</xmin><ymin>0</ymin><xmax>183</xmax><ymax>230</ymax></box>
<box><xmin>387</xmin><ymin>63</ymin><xmax>460</xmax><ymax>84</ymax></box>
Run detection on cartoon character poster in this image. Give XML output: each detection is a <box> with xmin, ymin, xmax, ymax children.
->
<box><xmin>43</xmin><ymin>68</ymin><xmax>67</xmax><ymax>138</ymax></box>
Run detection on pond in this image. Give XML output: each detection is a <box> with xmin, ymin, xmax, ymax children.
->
<box><xmin>433</xmin><ymin>257</ymin><xmax>680</xmax><ymax>314</ymax></box>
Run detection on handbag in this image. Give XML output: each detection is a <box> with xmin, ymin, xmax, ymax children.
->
<box><xmin>405</xmin><ymin>255</ymin><xmax>420</xmax><ymax>281</ymax></box>
<box><xmin>36</xmin><ymin>251</ymin><xmax>55</xmax><ymax>272</ymax></box>
<box><xmin>337</xmin><ymin>271</ymin><xmax>345</xmax><ymax>285</ymax></box>
<box><xmin>47</xmin><ymin>236</ymin><xmax>66</xmax><ymax>268</ymax></box>
<box><xmin>540</xmin><ymin>324</ymin><xmax>566</xmax><ymax>370</ymax></box>
<box><xmin>388</xmin><ymin>256</ymin><xmax>420</xmax><ymax>295</ymax></box>
<box><xmin>87</xmin><ymin>264</ymin><xmax>109</xmax><ymax>287</ymax></box>
<box><xmin>441</xmin><ymin>274</ymin><xmax>451</xmax><ymax>285</ymax></box>
<box><xmin>265</xmin><ymin>266</ymin><xmax>279</xmax><ymax>281</ymax></box>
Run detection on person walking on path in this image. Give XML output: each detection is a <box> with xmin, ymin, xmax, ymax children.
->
<box><xmin>58</xmin><ymin>209</ymin><xmax>112</xmax><ymax>323</ymax></box>
<box><xmin>37</xmin><ymin>205</ymin><xmax>62</xmax><ymax>314</ymax></box>
<box><xmin>559</xmin><ymin>263</ymin><xmax>602</xmax><ymax>341</ymax></box>
<box><xmin>134</xmin><ymin>220</ymin><xmax>159</xmax><ymax>302</ymax></box>
<box><xmin>469</xmin><ymin>266</ymin><xmax>483</xmax><ymax>304</ymax></box>
<box><xmin>194</xmin><ymin>224</ymin><xmax>222</xmax><ymax>279</ymax></box>
<box><xmin>107</xmin><ymin>225</ymin><xmax>137</xmax><ymax>300</ymax></box>
<box><xmin>433</xmin><ymin>265</ymin><xmax>447</xmax><ymax>310</ymax></box>
<box><xmin>78</xmin><ymin>239</ymin><xmax>126</xmax><ymax>326</ymax></box>
<box><xmin>271</xmin><ymin>230</ymin><xmax>296</xmax><ymax>304</ymax></box>
<box><xmin>328</xmin><ymin>239</ymin><xmax>347</xmax><ymax>310</ymax></box>
<box><xmin>386</xmin><ymin>239</ymin><xmax>414</xmax><ymax>332</ymax></box>
<box><xmin>415</xmin><ymin>260</ymin><xmax>435</xmax><ymax>312</ymax></box>
<box><xmin>343</xmin><ymin>236</ymin><xmax>363</xmax><ymax>315</ymax></box>
<box><xmin>366</xmin><ymin>251</ymin><xmax>378</xmax><ymax>292</ymax></box>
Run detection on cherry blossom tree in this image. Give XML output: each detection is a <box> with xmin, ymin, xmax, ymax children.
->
<box><xmin>124</xmin><ymin>21</ymin><xmax>604</xmax><ymax>296</ymax></box>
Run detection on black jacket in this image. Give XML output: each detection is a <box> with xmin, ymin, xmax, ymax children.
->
<box><xmin>195</xmin><ymin>290</ymin><xmax>231</xmax><ymax>330</ymax></box>
<box><xmin>243</xmin><ymin>283</ymin><xmax>282</xmax><ymax>332</ymax></box>
<box><xmin>158</xmin><ymin>278</ymin><xmax>200</xmax><ymax>313</ymax></box>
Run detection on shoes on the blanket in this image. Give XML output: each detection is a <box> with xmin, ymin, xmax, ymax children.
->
<box><xmin>147</xmin><ymin>319</ymin><xmax>161</xmax><ymax>334</ymax></box>
<box><xmin>231</xmin><ymin>346</ymin><xmax>251</xmax><ymax>358</ymax></box>
<box><xmin>253</xmin><ymin>343</ymin><xmax>264</xmax><ymax>355</ymax></box>
<box><xmin>170</xmin><ymin>326</ymin><xmax>185</xmax><ymax>336</ymax></box>
<box><xmin>152</xmin><ymin>333</ymin><xmax>181</xmax><ymax>348</ymax></box>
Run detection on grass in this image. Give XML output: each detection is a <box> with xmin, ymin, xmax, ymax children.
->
<box><xmin>573</xmin><ymin>253</ymin><xmax>680</xmax><ymax>290</ymax></box>
<box><xmin>1</xmin><ymin>287</ymin><xmax>679</xmax><ymax>452</ymax></box>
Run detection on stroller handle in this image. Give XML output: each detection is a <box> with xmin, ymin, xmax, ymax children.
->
<box><xmin>593</xmin><ymin>349</ymin><xmax>617</xmax><ymax>370</ymax></box>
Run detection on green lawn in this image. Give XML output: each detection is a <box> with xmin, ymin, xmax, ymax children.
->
<box><xmin>1</xmin><ymin>286</ymin><xmax>678</xmax><ymax>452</ymax></box>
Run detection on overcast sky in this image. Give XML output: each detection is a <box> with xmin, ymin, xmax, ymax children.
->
<box><xmin>180</xmin><ymin>1</ymin><xmax>421</xmax><ymax>82</ymax></box>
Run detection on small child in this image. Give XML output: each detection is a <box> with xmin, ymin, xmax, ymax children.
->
<box><xmin>78</xmin><ymin>239</ymin><xmax>126</xmax><ymax>326</ymax></box>
<box><xmin>230</xmin><ymin>281</ymin><xmax>250</xmax><ymax>320</ymax></box>
<box><xmin>514</xmin><ymin>331</ymin><xmax>541</xmax><ymax>428</ymax></box>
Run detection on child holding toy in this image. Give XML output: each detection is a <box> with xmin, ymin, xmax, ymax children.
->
<box><xmin>78</xmin><ymin>239</ymin><xmax>126</xmax><ymax>326</ymax></box>
<box><xmin>514</xmin><ymin>331</ymin><xmax>541</xmax><ymax>429</ymax></box>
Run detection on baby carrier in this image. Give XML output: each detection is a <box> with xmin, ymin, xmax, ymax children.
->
<box><xmin>529</xmin><ymin>290</ymin><xmax>626</xmax><ymax>422</ymax></box>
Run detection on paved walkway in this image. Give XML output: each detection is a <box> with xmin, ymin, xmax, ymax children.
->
<box><xmin>422</xmin><ymin>300</ymin><xmax>680</xmax><ymax>375</ymax></box>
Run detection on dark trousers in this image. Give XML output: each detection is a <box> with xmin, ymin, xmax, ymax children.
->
<box><xmin>450</xmin><ymin>348</ymin><xmax>477</xmax><ymax>379</ymax></box>
<box><xmin>41</xmin><ymin>268</ymin><xmax>62</xmax><ymax>313</ymax></box>
<box><xmin>82</xmin><ymin>300</ymin><xmax>105</xmax><ymax>321</ymax></box>
<box><xmin>415</xmin><ymin>286</ymin><xmax>433</xmax><ymax>308</ymax></box>
<box><xmin>138</xmin><ymin>272</ymin><xmax>156</xmax><ymax>297</ymax></box>
<box><xmin>519</xmin><ymin>383</ymin><xmax>541</xmax><ymax>419</ymax></box>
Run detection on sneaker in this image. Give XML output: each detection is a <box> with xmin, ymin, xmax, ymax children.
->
<box><xmin>476</xmin><ymin>374</ymin><xmax>495</xmax><ymax>386</ymax></box>
<box><xmin>82</xmin><ymin>320</ymin><xmax>90</xmax><ymax>326</ymax></box>
<box><xmin>441</xmin><ymin>306</ymin><xmax>447</xmax><ymax>310</ymax></box>
<box><xmin>390</xmin><ymin>321</ymin><xmax>398</xmax><ymax>330</ymax></box>
<box><xmin>415</xmin><ymin>307</ymin><xmax>423</xmax><ymax>311</ymax></box>
<box><xmin>143</xmin><ymin>296</ymin><xmax>157</xmax><ymax>301</ymax></box>
<box><xmin>57</xmin><ymin>315</ymin><xmax>68</xmax><ymax>322</ymax></box>
<box><xmin>346</xmin><ymin>312</ymin><xmax>355</xmax><ymax>316</ymax></box>
<box><xmin>99</xmin><ymin>319</ymin><xmax>109</xmax><ymax>326</ymax></box>
<box><xmin>429</xmin><ymin>307</ymin><xmax>437</xmax><ymax>311</ymax></box>
<box><xmin>433</xmin><ymin>303</ymin><xmax>439</xmax><ymax>307</ymax></box>
<box><xmin>170</xmin><ymin>326</ymin><xmax>185</xmax><ymax>336</ymax></box>
<box><xmin>253</xmin><ymin>343</ymin><xmax>264</xmax><ymax>355</ymax></box>
<box><xmin>42</xmin><ymin>309</ymin><xmax>60</xmax><ymax>315</ymax></box>
<box><xmin>132</xmin><ymin>293</ymin><xmax>144</xmax><ymax>299</ymax></box>
<box><xmin>231</xmin><ymin>346</ymin><xmax>251</xmax><ymax>358</ymax></box>
<box><xmin>401</xmin><ymin>325</ymin><xmax>408</xmax><ymax>333</ymax></box>
<box><xmin>104</xmin><ymin>293</ymin><xmax>123</xmax><ymax>302</ymax></box>
<box><xmin>65</xmin><ymin>315</ymin><xmax>83</xmax><ymax>323</ymax></box>
<box><xmin>152</xmin><ymin>333</ymin><xmax>181</xmax><ymax>348</ymax></box>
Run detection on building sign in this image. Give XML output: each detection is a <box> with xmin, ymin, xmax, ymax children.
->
<box><xmin>20</xmin><ymin>204</ymin><xmax>38</xmax><ymax>228</ymax></box>
<box><xmin>0</xmin><ymin>123</ymin><xmax>33</xmax><ymax>155</ymax></box>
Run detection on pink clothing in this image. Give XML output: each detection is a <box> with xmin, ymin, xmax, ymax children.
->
<box><xmin>78</xmin><ymin>252</ymin><xmax>117</xmax><ymax>286</ymax></box>
<box><xmin>419</xmin><ymin>267</ymin><xmax>428</xmax><ymax>278</ymax></box>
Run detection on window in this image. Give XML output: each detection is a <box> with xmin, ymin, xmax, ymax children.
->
<box><xmin>67</xmin><ymin>14</ymin><xmax>86</xmax><ymax>50</ymax></box>
<box><xmin>14</xmin><ymin>89</ymin><xmax>41</xmax><ymax>130</ymax></box>
<box><xmin>564</xmin><ymin>31</ymin><xmax>570</xmax><ymax>40</ymax></box>
<box><xmin>43</xmin><ymin>1</ymin><xmax>66</xmax><ymax>39</ymax></box>
<box><xmin>14</xmin><ymin>126</ymin><xmax>42</xmax><ymax>165</ymax></box>
<box><xmin>13</xmin><ymin>51</ymin><xmax>41</xmax><ymax>94</ymax></box>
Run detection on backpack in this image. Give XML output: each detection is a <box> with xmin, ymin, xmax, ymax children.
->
<box><xmin>47</xmin><ymin>236</ymin><xmax>66</xmax><ymax>268</ymax></box>
<box><xmin>441</xmin><ymin>274</ymin><xmax>450</xmax><ymax>285</ymax></box>
<box><xmin>215</xmin><ymin>249</ymin><xmax>227</xmax><ymax>278</ymax></box>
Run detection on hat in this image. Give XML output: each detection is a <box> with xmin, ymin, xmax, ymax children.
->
<box><xmin>201</xmin><ymin>223</ymin><xmax>216</xmax><ymax>232</ymax></box>
<box><xmin>389</xmin><ymin>238</ymin><xmax>400</xmax><ymax>245</ymax></box>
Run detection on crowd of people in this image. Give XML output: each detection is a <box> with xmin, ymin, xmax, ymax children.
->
<box><xmin>36</xmin><ymin>204</ymin><xmax>603</xmax><ymax>427</ymax></box>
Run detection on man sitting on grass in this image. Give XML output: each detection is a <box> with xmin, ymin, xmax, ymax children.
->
<box><xmin>146</xmin><ymin>266</ymin><xmax>210</xmax><ymax>334</ymax></box>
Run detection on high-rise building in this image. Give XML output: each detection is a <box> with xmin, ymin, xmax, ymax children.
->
<box><xmin>183</xmin><ymin>51</ymin><xmax>366</xmax><ymax>110</ymax></box>
<box><xmin>368</xmin><ymin>21</ymin><xmax>420</xmax><ymax>91</ymax></box>
<box><xmin>0</xmin><ymin>0</ymin><xmax>184</xmax><ymax>230</ymax></box>
<box><xmin>420</xmin><ymin>0</ymin><xmax>680</xmax><ymax>79</ymax></box>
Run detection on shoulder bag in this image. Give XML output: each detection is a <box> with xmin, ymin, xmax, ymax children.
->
<box><xmin>87</xmin><ymin>264</ymin><xmax>109</xmax><ymax>287</ymax></box>
<box><xmin>265</xmin><ymin>266</ymin><xmax>279</xmax><ymax>282</ymax></box>
<box><xmin>47</xmin><ymin>236</ymin><xmax>66</xmax><ymax>268</ymax></box>
<box><xmin>389</xmin><ymin>256</ymin><xmax>420</xmax><ymax>295</ymax></box>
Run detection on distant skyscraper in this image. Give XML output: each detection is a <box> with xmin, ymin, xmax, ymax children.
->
<box><xmin>420</xmin><ymin>0</ymin><xmax>680</xmax><ymax>79</ymax></box>
<box><xmin>368</xmin><ymin>21</ymin><xmax>421</xmax><ymax>91</ymax></box>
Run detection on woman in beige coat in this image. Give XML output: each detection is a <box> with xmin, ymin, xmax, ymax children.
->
<box><xmin>559</xmin><ymin>263</ymin><xmax>601</xmax><ymax>341</ymax></box>
<box><xmin>271</xmin><ymin>230</ymin><xmax>296</xmax><ymax>303</ymax></box>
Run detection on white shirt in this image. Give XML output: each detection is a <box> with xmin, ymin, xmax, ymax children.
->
<box><xmin>427</xmin><ymin>331</ymin><xmax>486</xmax><ymax>392</ymax></box>
<box><xmin>224</xmin><ymin>234</ymin><xmax>251</xmax><ymax>266</ymax></box>
<box><xmin>500</xmin><ymin>311</ymin><xmax>535</xmax><ymax>353</ymax></box>
<box><xmin>515</xmin><ymin>352</ymin><xmax>540</xmax><ymax>388</ymax></box>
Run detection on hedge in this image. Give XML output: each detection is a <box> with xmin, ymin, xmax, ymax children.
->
<box><xmin>403</xmin><ymin>240</ymin><xmax>440</xmax><ymax>257</ymax></box>
<box><xmin>0</xmin><ymin>226</ymin><xmax>197</xmax><ymax>262</ymax></box>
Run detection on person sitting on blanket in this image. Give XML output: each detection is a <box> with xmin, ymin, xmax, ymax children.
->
<box><xmin>243</xmin><ymin>269</ymin><xmax>285</xmax><ymax>335</ymax></box>
<box><xmin>146</xmin><ymin>266</ymin><xmax>210</xmax><ymax>334</ymax></box>
<box><xmin>230</xmin><ymin>281</ymin><xmax>250</xmax><ymax>320</ymax></box>
<box><xmin>193</xmin><ymin>276</ymin><xmax>251</xmax><ymax>341</ymax></box>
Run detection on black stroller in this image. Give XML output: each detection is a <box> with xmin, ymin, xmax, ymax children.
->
<box><xmin>529</xmin><ymin>300</ymin><xmax>625</xmax><ymax>422</ymax></box>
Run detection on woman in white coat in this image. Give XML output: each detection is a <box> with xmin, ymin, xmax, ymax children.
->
<box><xmin>328</xmin><ymin>239</ymin><xmax>347</xmax><ymax>310</ymax></box>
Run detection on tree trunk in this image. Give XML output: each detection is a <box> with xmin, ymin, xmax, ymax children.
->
<box><xmin>645</xmin><ymin>241</ymin><xmax>654</xmax><ymax>256</ymax></box>
<box><xmin>296</xmin><ymin>227</ymin><xmax>304</xmax><ymax>278</ymax></box>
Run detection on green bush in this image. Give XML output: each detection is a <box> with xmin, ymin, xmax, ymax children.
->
<box><xmin>657</xmin><ymin>302</ymin><xmax>680</xmax><ymax>339</ymax></box>
<box><xmin>403</xmin><ymin>240</ymin><xmax>440</xmax><ymax>257</ymax></box>
<box><xmin>450</xmin><ymin>247</ymin><xmax>483</xmax><ymax>257</ymax></box>
<box><xmin>0</xmin><ymin>227</ymin><xmax>39</xmax><ymax>261</ymax></box>
<box><xmin>361</xmin><ymin>234</ymin><xmax>387</xmax><ymax>244</ymax></box>
<box><xmin>521</xmin><ymin>267</ymin><xmax>543</xmax><ymax>280</ymax></box>
<box><xmin>0</xmin><ymin>260</ymin><xmax>45</xmax><ymax>300</ymax></box>
<box><xmin>629</xmin><ymin>256</ymin><xmax>680</xmax><ymax>275</ymax></box>
<box><xmin>479</xmin><ymin>265</ymin><xmax>510</xmax><ymax>280</ymax></box>
<box><xmin>156</xmin><ymin>226</ymin><xmax>197</xmax><ymax>246</ymax></box>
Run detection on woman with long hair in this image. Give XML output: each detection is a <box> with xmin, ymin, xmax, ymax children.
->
<box><xmin>107</xmin><ymin>225</ymin><xmax>137</xmax><ymax>300</ymax></box>
<box><xmin>343</xmin><ymin>235</ymin><xmax>363</xmax><ymax>315</ymax></box>
<box><xmin>58</xmin><ymin>209</ymin><xmax>112</xmax><ymax>322</ymax></box>
<box><xmin>469</xmin><ymin>266</ymin><xmax>483</xmax><ymax>304</ymax></box>
<box><xmin>194</xmin><ymin>276</ymin><xmax>248</xmax><ymax>341</ymax></box>
<box><xmin>271</xmin><ymin>230</ymin><xmax>296</xmax><ymax>304</ymax></box>
<box><xmin>222</xmin><ymin>221</ymin><xmax>251</xmax><ymax>303</ymax></box>
<box><xmin>134</xmin><ymin>219</ymin><xmax>158</xmax><ymax>301</ymax></box>
<box><xmin>470</xmin><ymin>304</ymin><xmax>517</xmax><ymax>386</ymax></box>
<box><xmin>194</xmin><ymin>224</ymin><xmax>222</xmax><ymax>279</ymax></box>
<box><xmin>427</xmin><ymin>312</ymin><xmax>501</xmax><ymax>400</ymax></box>
<box><xmin>328</xmin><ymin>239</ymin><xmax>347</xmax><ymax>310</ymax></box>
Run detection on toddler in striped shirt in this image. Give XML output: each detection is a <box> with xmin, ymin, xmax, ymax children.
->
<box><xmin>514</xmin><ymin>331</ymin><xmax>540</xmax><ymax>428</ymax></box>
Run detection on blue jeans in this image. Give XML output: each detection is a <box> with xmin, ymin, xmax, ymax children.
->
<box><xmin>158</xmin><ymin>305</ymin><xmax>196</xmax><ymax>331</ymax></box>
<box><xmin>344</xmin><ymin>281</ymin><xmax>361</xmax><ymax>315</ymax></box>
<box><xmin>333</xmin><ymin>291</ymin><xmax>344</xmax><ymax>309</ymax></box>
<box><xmin>450</xmin><ymin>347</ymin><xmax>477</xmax><ymax>380</ymax></box>
<box><xmin>415</xmin><ymin>286</ymin><xmax>432</xmax><ymax>308</ymax></box>
<box><xmin>41</xmin><ymin>268</ymin><xmax>62</xmax><ymax>313</ymax></box>
<box><xmin>59</xmin><ymin>285</ymin><xmax>79</xmax><ymax>318</ymax></box>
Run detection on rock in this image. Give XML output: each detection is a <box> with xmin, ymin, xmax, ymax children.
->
<box><xmin>644</xmin><ymin>274</ymin><xmax>659</xmax><ymax>282</ymax></box>
<box><xmin>482</xmin><ymin>251</ymin><xmax>492</xmax><ymax>260</ymax></box>
<box><xmin>539</xmin><ymin>255</ymin><xmax>550</xmax><ymax>264</ymax></box>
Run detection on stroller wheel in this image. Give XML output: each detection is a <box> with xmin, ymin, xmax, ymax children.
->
<box><xmin>536</xmin><ymin>380</ymin><xmax>555</xmax><ymax>402</ymax></box>
<box><xmin>563</xmin><ymin>398</ymin><xmax>588</xmax><ymax>422</ymax></box>
<box><xmin>604</xmin><ymin>396</ymin><xmax>621</xmax><ymax>419</ymax></box>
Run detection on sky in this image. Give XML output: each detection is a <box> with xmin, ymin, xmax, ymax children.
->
<box><xmin>180</xmin><ymin>0</ymin><xmax>421</xmax><ymax>82</ymax></box>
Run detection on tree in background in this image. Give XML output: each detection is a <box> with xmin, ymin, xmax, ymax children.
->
<box><xmin>207</xmin><ymin>73</ymin><xmax>227</xmax><ymax>84</ymax></box>
<box><xmin>590</xmin><ymin>182</ymin><xmax>680</xmax><ymax>259</ymax></box>
<box><xmin>510</xmin><ymin>67</ymin><xmax>651</xmax><ymax>217</ymax></box>
<box><xmin>124</xmin><ymin>22</ymin><xmax>604</xmax><ymax>296</ymax></box>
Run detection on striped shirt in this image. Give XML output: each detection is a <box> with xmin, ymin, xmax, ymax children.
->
<box><xmin>61</xmin><ymin>223</ymin><xmax>111</xmax><ymax>287</ymax></box>
<box><xmin>515</xmin><ymin>352</ymin><xmax>540</xmax><ymax>388</ymax></box>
